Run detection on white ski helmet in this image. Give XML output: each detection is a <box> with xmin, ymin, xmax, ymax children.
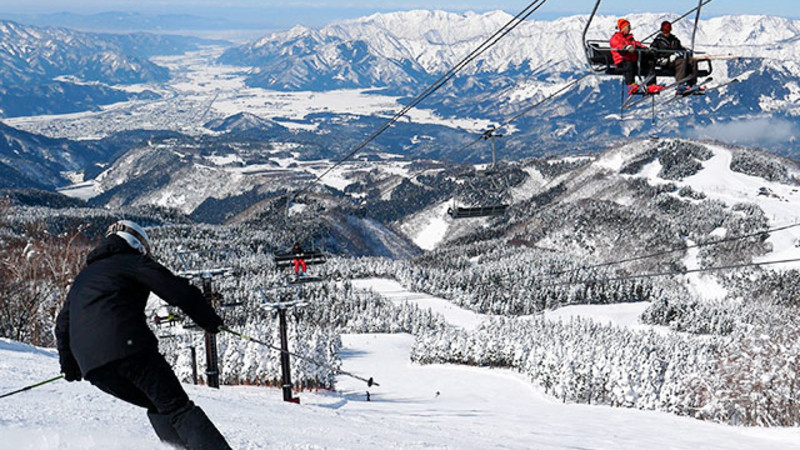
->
<box><xmin>105</xmin><ymin>220</ymin><xmax>152</xmax><ymax>256</ymax></box>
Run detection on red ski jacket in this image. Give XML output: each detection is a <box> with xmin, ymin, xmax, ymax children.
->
<box><xmin>610</xmin><ymin>32</ymin><xmax>647</xmax><ymax>65</ymax></box>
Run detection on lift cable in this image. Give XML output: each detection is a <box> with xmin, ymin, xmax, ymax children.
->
<box><xmin>290</xmin><ymin>0</ymin><xmax>551</xmax><ymax>200</ymax></box>
<box><xmin>537</xmin><ymin>221</ymin><xmax>800</xmax><ymax>279</ymax></box>
<box><xmin>222</xmin><ymin>327</ymin><xmax>378</xmax><ymax>387</ymax></box>
<box><xmin>535</xmin><ymin>256</ymin><xmax>800</xmax><ymax>289</ymax></box>
<box><xmin>447</xmin><ymin>73</ymin><xmax>592</xmax><ymax>162</ymax></box>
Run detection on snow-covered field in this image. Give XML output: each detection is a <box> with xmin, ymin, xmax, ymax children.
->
<box><xmin>3</xmin><ymin>278</ymin><xmax>800</xmax><ymax>449</ymax></box>
<box><xmin>3</xmin><ymin>46</ymin><xmax>492</xmax><ymax>141</ymax></box>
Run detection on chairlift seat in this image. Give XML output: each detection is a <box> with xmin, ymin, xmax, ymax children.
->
<box><xmin>448</xmin><ymin>204</ymin><xmax>508</xmax><ymax>219</ymax></box>
<box><xmin>154</xmin><ymin>314</ymin><xmax>183</xmax><ymax>327</ymax></box>
<box><xmin>274</xmin><ymin>250</ymin><xmax>327</xmax><ymax>269</ymax></box>
<box><xmin>289</xmin><ymin>275</ymin><xmax>324</xmax><ymax>284</ymax></box>
<box><xmin>585</xmin><ymin>41</ymin><xmax>710</xmax><ymax>78</ymax></box>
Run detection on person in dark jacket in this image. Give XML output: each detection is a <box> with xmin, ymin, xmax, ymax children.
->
<box><xmin>55</xmin><ymin>220</ymin><xmax>231</xmax><ymax>450</ymax></box>
<box><xmin>651</xmin><ymin>20</ymin><xmax>703</xmax><ymax>94</ymax></box>
<box><xmin>610</xmin><ymin>18</ymin><xmax>665</xmax><ymax>96</ymax></box>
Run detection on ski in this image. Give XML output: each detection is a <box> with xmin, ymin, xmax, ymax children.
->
<box><xmin>621</xmin><ymin>73</ymin><xmax>657</xmax><ymax>110</ymax></box>
<box><xmin>656</xmin><ymin>77</ymin><xmax>736</xmax><ymax>109</ymax></box>
<box><xmin>701</xmin><ymin>77</ymin><xmax>740</xmax><ymax>94</ymax></box>
<box><xmin>657</xmin><ymin>76</ymin><xmax>715</xmax><ymax>108</ymax></box>
<box><xmin>623</xmin><ymin>73</ymin><xmax>695</xmax><ymax>110</ymax></box>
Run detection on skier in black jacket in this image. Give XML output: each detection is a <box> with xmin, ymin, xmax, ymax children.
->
<box><xmin>651</xmin><ymin>21</ymin><xmax>703</xmax><ymax>94</ymax></box>
<box><xmin>55</xmin><ymin>220</ymin><xmax>231</xmax><ymax>450</ymax></box>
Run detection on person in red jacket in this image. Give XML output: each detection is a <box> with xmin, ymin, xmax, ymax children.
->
<box><xmin>610</xmin><ymin>18</ymin><xmax>665</xmax><ymax>96</ymax></box>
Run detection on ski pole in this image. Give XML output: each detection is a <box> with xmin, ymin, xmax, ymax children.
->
<box><xmin>220</xmin><ymin>327</ymin><xmax>379</xmax><ymax>387</ymax></box>
<box><xmin>0</xmin><ymin>375</ymin><xmax>64</xmax><ymax>400</ymax></box>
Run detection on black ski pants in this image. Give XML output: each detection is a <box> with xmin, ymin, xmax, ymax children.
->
<box><xmin>86</xmin><ymin>348</ymin><xmax>189</xmax><ymax>414</ymax></box>
<box><xmin>86</xmin><ymin>349</ymin><xmax>231</xmax><ymax>450</ymax></box>
<box><xmin>618</xmin><ymin>52</ymin><xmax>657</xmax><ymax>86</ymax></box>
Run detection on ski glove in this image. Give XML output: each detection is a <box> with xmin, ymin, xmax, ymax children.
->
<box><xmin>202</xmin><ymin>314</ymin><xmax>225</xmax><ymax>334</ymax></box>
<box><xmin>59</xmin><ymin>351</ymin><xmax>82</xmax><ymax>382</ymax></box>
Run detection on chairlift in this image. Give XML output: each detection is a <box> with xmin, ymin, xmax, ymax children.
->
<box><xmin>448</xmin><ymin>204</ymin><xmax>508</xmax><ymax>219</ymax></box>
<box><xmin>448</xmin><ymin>126</ymin><xmax>510</xmax><ymax>220</ymax></box>
<box><xmin>273</xmin><ymin>246</ymin><xmax>327</xmax><ymax>284</ymax></box>
<box><xmin>581</xmin><ymin>0</ymin><xmax>713</xmax><ymax>115</ymax></box>
<box><xmin>175</xmin><ymin>248</ymin><xmax>235</xmax><ymax>280</ymax></box>
<box><xmin>153</xmin><ymin>312</ymin><xmax>183</xmax><ymax>327</ymax></box>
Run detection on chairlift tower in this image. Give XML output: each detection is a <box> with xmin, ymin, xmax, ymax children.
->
<box><xmin>176</xmin><ymin>249</ymin><xmax>235</xmax><ymax>389</ymax></box>
<box><xmin>260</xmin><ymin>290</ymin><xmax>306</xmax><ymax>404</ymax></box>
<box><xmin>481</xmin><ymin>126</ymin><xmax>504</xmax><ymax>172</ymax></box>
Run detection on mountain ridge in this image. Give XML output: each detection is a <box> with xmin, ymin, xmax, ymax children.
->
<box><xmin>221</xmin><ymin>10</ymin><xmax>800</xmax><ymax>89</ymax></box>
<box><xmin>0</xmin><ymin>20</ymin><xmax>223</xmax><ymax>117</ymax></box>
<box><xmin>214</xmin><ymin>10</ymin><xmax>800</xmax><ymax>154</ymax></box>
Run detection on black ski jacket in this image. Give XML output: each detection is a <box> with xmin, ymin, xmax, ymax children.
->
<box><xmin>55</xmin><ymin>235</ymin><xmax>223</xmax><ymax>375</ymax></box>
<box><xmin>651</xmin><ymin>33</ymin><xmax>684</xmax><ymax>52</ymax></box>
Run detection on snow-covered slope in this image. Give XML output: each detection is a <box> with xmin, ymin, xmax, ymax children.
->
<box><xmin>394</xmin><ymin>139</ymin><xmax>800</xmax><ymax>256</ymax></box>
<box><xmin>3</xmin><ymin>278</ymin><xmax>800</xmax><ymax>449</ymax></box>
<box><xmin>607</xmin><ymin>142</ymin><xmax>800</xmax><ymax>269</ymax></box>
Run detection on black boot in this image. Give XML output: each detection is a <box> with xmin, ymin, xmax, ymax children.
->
<box><xmin>147</xmin><ymin>411</ymin><xmax>187</xmax><ymax>449</ymax></box>
<box><xmin>171</xmin><ymin>402</ymin><xmax>231</xmax><ymax>450</ymax></box>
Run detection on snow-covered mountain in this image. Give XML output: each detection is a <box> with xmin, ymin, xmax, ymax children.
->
<box><xmin>51</xmin><ymin>127</ymin><xmax>800</xmax><ymax>268</ymax></box>
<box><xmin>204</xmin><ymin>112</ymin><xmax>288</xmax><ymax>134</ymax></box>
<box><xmin>399</xmin><ymin>139</ymin><xmax>800</xmax><ymax>258</ymax></box>
<box><xmin>4</xmin><ymin>11</ymin><xmax>799</xmax><ymax>159</ymax></box>
<box><xmin>219</xmin><ymin>11</ymin><xmax>800</xmax><ymax>153</ymax></box>
<box><xmin>0</xmin><ymin>20</ymin><xmax>221</xmax><ymax>117</ymax></box>
<box><xmin>0</xmin><ymin>121</ymin><xmax>120</xmax><ymax>189</ymax></box>
<box><xmin>0</xmin><ymin>20</ymin><xmax>177</xmax><ymax>86</ymax></box>
<box><xmin>221</xmin><ymin>11</ymin><xmax>800</xmax><ymax>89</ymax></box>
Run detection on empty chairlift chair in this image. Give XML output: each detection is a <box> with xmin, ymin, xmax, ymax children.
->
<box><xmin>447</xmin><ymin>203</ymin><xmax>508</xmax><ymax>219</ymax></box>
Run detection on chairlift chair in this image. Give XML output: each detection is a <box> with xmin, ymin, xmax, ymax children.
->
<box><xmin>153</xmin><ymin>311</ymin><xmax>183</xmax><ymax>327</ymax></box>
<box><xmin>581</xmin><ymin>0</ymin><xmax>712</xmax><ymax>100</ymax></box>
<box><xmin>448</xmin><ymin>204</ymin><xmax>508</xmax><ymax>219</ymax></box>
<box><xmin>273</xmin><ymin>248</ymin><xmax>327</xmax><ymax>283</ymax></box>
<box><xmin>447</xmin><ymin>126</ymin><xmax>512</xmax><ymax>220</ymax></box>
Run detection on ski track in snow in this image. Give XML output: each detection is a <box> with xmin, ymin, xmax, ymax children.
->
<box><xmin>342</xmin><ymin>278</ymin><xmax>800</xmax><ymax>449</ymax></box>
<box><xmin>3</xmin><ymin>283</ymin><xmax>800</xmax><ymax>449</ymax></box>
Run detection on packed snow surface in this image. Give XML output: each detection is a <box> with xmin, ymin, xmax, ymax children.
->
<box><xmin>351</xmin><ymin>278</ymin><xmax>483</xmax><ymax>331</ymax></box>
<box><xmin>399</xmin><ymin>201</ymin><xmax>453</xmax><ymax>251</ymax></box>
<box><xmin>2</xmin><ymin>279</ymin><xmax>800</xmax><ymax>449</ymax></box>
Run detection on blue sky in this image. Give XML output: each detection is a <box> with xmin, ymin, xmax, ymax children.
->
<box><xmin>0</xmin><ymin>1</ymin><xmax>797</xmax><ymax>28</ymax></box>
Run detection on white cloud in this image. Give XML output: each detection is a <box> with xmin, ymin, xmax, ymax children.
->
<box><xmin>689</xmin><ymin>118</ymin><xmax>799</xmax><ymax>146</ymax></box>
